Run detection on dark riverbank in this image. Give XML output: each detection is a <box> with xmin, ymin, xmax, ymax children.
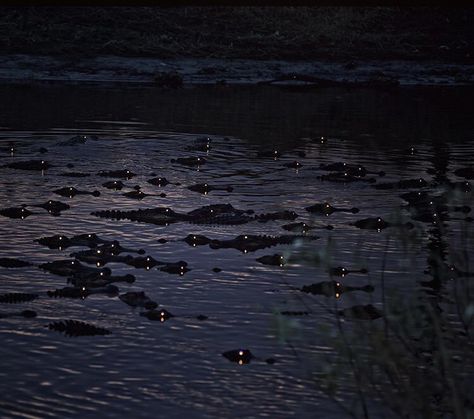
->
<box><xmin>1</xmin><ymin>7</ymin><xmax>473</xmax><ymax>62</ymax></box>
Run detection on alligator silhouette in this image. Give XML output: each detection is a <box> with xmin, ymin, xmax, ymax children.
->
<box><xmin>147</xmin><ymin>177</ymin><xmax>170</xmax><ymax>187</ymax></box>
<box><xmin>57</xmin><ymin>135</ymin><xmax>98</xmax><ymax>146</ymax></box>
<box><xmin>92</xmin><ymin>204</ymin><xmax>300</xmax><ymax>226</ymax></box>
<box><xmin>0</xmin><ymin>206</ymin><xmax>34</xmax><ymax>219</ymax></box>
<box><xmin>97</xmin><ymin>169</ymin><xmax>136</xmax><ymax>179</ymax></box>
<box><xmin>33</xmin><ymin>200</ymin><xmax>70</xmax><ymax>216</ymax></box>
<box><xmin>256</xmin><ymin>254</ymin><xmax>285</xmax><ymax>266</ymax></box>
<box><xmin>35</xmin><ymin>233</ymin><xmax>114</xmax><ymax>250</ymax></box>
<box><xmin>0</xmin><ymin>258</ymin><xmax>33</xmax><ymax>268</ymax></box>
<box><xmin>102</xmin><ymin>180</ymin><xmax>125</xmax><ymax>190</ymax></box>
<box><xmin>281</xmin><ymin>222</ymin><xmax>332</xmax><ymax>232</ymax></box>
<box><xmin>47</xmin><ymin>284</ymin><xmax>119</xmax><ymax>299</ymax></box>
<box><xmin>306</xmin><ymin>202</ymin><xmax>359</xmax><ymax>215</ymax></box>
<box><xmin>0</xmin><ymin>293</ymin><xmax>39</xmax><ymax>303</ymax></box>
<box><xmin>47</xmin><ymin>320</ymin><xmax>111</xmax><ymax>337</ymax></box>
<box><xmin>5</xmin><ymin>160</ymin><xmax>52</xmax><ymax>171</ymax></box>
<box><xmin>171</xmin><ymin>156</ymin><xmax>206</xmax><ymax>166</ymax></box>
<box><xmin>301</xmin><ymin>281</ymin><xmax>374</xmax><ymax>298</ymax></box>
<box><xmin>140</xmin><ymin>308</ymin><xmax>174</xmax><ymax>322</ymax></box>
<box><xmin>319</xmin><ymin>162</ymin><xmax>385</xmax><ymax>177</ymax></box>
<box><xmin>53</xmin><ymin>187</ymin><xmax>100</xmax><ymax>198</ymax></box>
<box><xmin>187</xmin><ymin>183</ymin><xmax>233</xmax><ymax>194</ymax></box>
<box><xmin>0</xmin><ymin>310</ymin><xmax>37</xmax><ymax>319</ymax></box>
<box><xmin>352</xmin><ymin>217</ymin><xmax>414</xmax><ymax>231</ymax></box>
<box><xmin>39</xmin><ymin>259</ymin><xmax>111</xmax><ymax>279</ymax></box>
<box><xmin>374</xmin><ymin>178</ymin><xmax>429</xmax><ymax>190</ymax></box>
<box><xmin>338</xmin><ymin>304</ymin><xmax>382</xmax><ymax>320</ymax></box>
<box><xmin>119</xmin><ymin>291</ymin><xmax>157</xmax><ymax>310</ymax></box>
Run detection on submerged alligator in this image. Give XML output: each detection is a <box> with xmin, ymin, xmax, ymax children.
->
<box><xmin>0</xmin><ymin>258</ymin><xmax>33</xmax><ymax>268</ymax></box>
<box><xmin>4</xmin><ymin>159</ymin><xmax>52</xmax><ymax>171</ymax></box>
<box><xmin>187</xmin><ymin>183</ymin><xmax>234</xmax><ymax>194</ymax></box>
<box><xmin>97</xmin><ymin>169</ymin><xmax>136</xmax><ymax>179</ymax></box>
<box><xmin>33</xmin><ymin>200</ymin><xmax>70</xmax><ymax>216</ymax></box>
<box><xmin>351</xmin><ymin>217</ymin><xmax>414</xmax><ymax>231</ymax></box>
<box><xmin>184</xmin><ymin>233</ymin><xmax>319</xmax><ymax>252</ymax></box>
<box><xmin>102</xmin><ymin>180</ymin><xmax>125</xmax><ymax>190</ymax></box>
<box><xmin>374</xmin><ymin>178</ymin><xmax>429</xmax><ymax>190</ymax></box>
<box><xmin>301</xmin><ymin>281</ymin><xmax>374</xmax><ymax>298</ymax></box>
<box><xmin>35</xmin><ymin>233</ymin><xmax>114</xmax><ymax>250</ymax></box>
<box><xmin>47</xmin><ymin>320</ymin><xmax>111</xmax><ymax>337</ymax></box>
<box><xmin>319</xmin><ymin>162</ymin><xmax>385</xmax><ymax>177</ymax></box>
<box><xmin>53</xmin><ymin>186</ymin><xmax>100</xmax><ymax>198</ymax></box>
<box><xmin>92</xmin><ymin>204</ymin><xmax>301</xmax><ymax>226</ymax></box>
<box><xmin>0</xmin><ymin>206</ymin><xmax>34</xmax><ymax>219</ymax></box>
<box><xmin>306</xmin><ymin>202</ymin><xmax>359</xmax><ymax>216</ymax></box>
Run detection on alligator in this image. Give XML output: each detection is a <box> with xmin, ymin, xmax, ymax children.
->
<box><xmin>454</xmin><ymin>167</ymin><xmax>474</xmax><ymax>179</ymax></box>
<box><xmin>5</xmin><ymin>159</ymin><xmax>52</xmax><ymax>171</ymax></box>
<box><xmin>328</xmin><ymin>267</ymin><xmax>368</xmax><ymax>277</ymax></box>
<box><xmin>257</xmin><ymin>149</ymin><xmax>281</xmax><ymax>159</ymax></box>
<box><xmin>33</xmin><ymin>200</ymin><xmax>70</xmax><ymax>216</ymax></box>
<box><xmin>119</xmin><ymin>291</ymin><xmax>157</xmax><ymax>310</ymax></box>
<box><xmin>301</xmin><ymin>281</ymin><xmax>374</xmax><ymax>298</ymax></box>
<box><xmin>0</xmin><ymin>293</ymin><xmax>39</xmax><ymax>303</ymax></box>
<box><xmin>183</xmin><ymin>234</ymin><xmax>212</xmax><ymax>246</ymax></box>
<box><xmin>69</xmin><ymin>274</ymin><xmax>135</xmax><ymax>288</ymax></box>
<box><xmin>256</xmin><ymin>210</ymin><xmax>298</xmax><ymax>222</ymax></box>
<box><xmin>57</xmin><ymin>135</ymin><xmax>98</xmax><ymax>146</ymax></box>
<box><xmin>48</xmin><ymin>320</ymin><xmax>111</xmax><ymax>337</ymax></box>
<box><xmin>338</xmin><ymin>304</ymin><xmax>382</xmax><ymax>320</ymax></box>
<box><xmin>140</xmin><ymin>308</ymin><xmax>174</xmax><ymax>322</ymax></box>
<box><xmin>306</xmin><ymin>202</ymin><xmax>359</xmax><ymax>215</ymax></box>
<box><xmin>281</xmin><ymin>222</ymin><xmax>332</xmax><ymax>232</ymax></box>
<box><xmin>122</xmin><ymin>190</ymin><xmax>156</xmax><ymax>200</ymax></box>
<box><xmin>374</xmin><ymin>178</ymin><xmax>429</xmax><ymax>190</ymax></box>
<box><xmin>0</xmin><ymin>310</ymin><xmax>37</xmax><ymax>319</ymax></box>
<box><xmin>319</xmin><ymin>162</ymin><xmax>385</xmax><ymax>177</ymax></box>
<box><xmin>159</xmin><ymin>261</ymin><xmax>190</xmax><ymax>275</ymax></box>
<box><xmin>256</xmin><ymin>254</ymin><xmax>285</xmax><ymax>266</ymax></box>
<box><xmin>0</xmin><ymin>206</ymin><xmax>34</xmax><ymax>219</ymax></box>
<box><xmin>283</xmin><ymin>161</ymin><xmax>302</xmax><ymax>169</ymax></box>
<box><xmin>39</xmin><ymin>259</ymin><xmax>111</xmax><ymax>279</ymax></box>
<box><xmin>222</xmin><ymin>349</ymin><xmax>254</xmax><ymax>365</ymax></box>
<box><xmin>97</xmin><ymin>169</ymin><xmax>136</xmax><ymax>179</ymax></box>
<box><xmin>35</xmin><ymin>233</ymin><xmax>113</xmax><ymax>250</ymax></box>
<box><xmin>187</xmin><ymin>183</ymin><xmax>234</xmax><ymax>194</ymax></box>
<box><xmin>318</xmin><ymin>172</ymin><xmax>377</xmax><ymax>183</ymax></box>
<box><xmin>171</xmin><ymin>156</ymin><xmax>206</xmax><ymax>166</ymax></box>
<box><xmin>92</xmin><ymin>207</ymin><xmax>184</xmax><ymax>226</ymax></box>
<box><xmin>147</xmin><ymin>177</ymin><xmax>170</xmax><ymax>187</ymax></box>
<box><xmin>0</xmin><ymin>258</ymin><xmax>33</xmax><ymax>268</ymax></box>
<box><xmin>53</xmin><ymin>187</ymin><xmax>100</xmax><ymax>198</ymax></box>
<box><xmin>208</xmin><ymin>234</ymin><xmax>319</xmax><ymax>253</ymax></box>
<box><xmin>47</xmin><ymin>284</ymin><xmax>119</xmax><ymax>299</ymax></box>
<box><xmin>102</xmin><ymin>180</ymin><xmax>125</xmax><ymax>190</ymax></box>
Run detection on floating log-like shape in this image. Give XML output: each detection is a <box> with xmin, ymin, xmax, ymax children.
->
<box><xmin>48</xmin><ymin>320</ymin><xmax>111</xmax><ymax>337</ymax></box>
<box><xmin>119</xmin><ymin>291</ymin><xmax>157</xmax><ymax>310</ymax></box>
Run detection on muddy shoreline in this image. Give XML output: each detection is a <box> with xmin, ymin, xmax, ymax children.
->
<box><xmin>1</xmin><ymin>54</ymin><xmax>474</xmax><ymax>87</ymax></box>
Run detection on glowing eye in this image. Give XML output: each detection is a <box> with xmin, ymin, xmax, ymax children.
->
<box><xmin>59</xmin><ymin>236</ymin><xmax>62</xmax><ymax>240</ymax></box>
<box><xmin>197</xmin><ymin>158</ymin><xmax>201</xmax><ymax>161</ymax></box>
<box><xmin>70</xmin><ymin>187</ymin><xmax>73</xmax><ymax>191</ymax></box>
<box><xmin>96</xmin><ymin>262</ymin><xmax>101</xmax><ymax>267</ymax></box>
<box><xmin>126</xmin><ymin>170</ymin><xmax>130</xmax><ymax>174</ymax></box>
<box><xmin>146</xmin><ymin>266</ymin><xmax>150</xmax><ymax>270</ymax></box>
<box><xmin>239</xmin><ymin>350</ymin><xmax>243</xmax><ymax>356</ymax></box>
<box><xmin>41</xmin><ymin>160</ymin><xmax>45</xmax><ymax>164</ymax></box>
<box><xmin>244</xmin><ymin>249</ymin><xmax>248</xmax><ymax>254</ymax></box>
<box><xmin>71</xmin><ymin>261</ymin><xmax>75</xmax><ymax>265</ymax></box>
<box><xmin>146</xmin><ymin>257</ymin><xmax>150</xmax><ymax>261</ymax></box>
<box><xmin>193</xmin><ymin>236</ymin><xmax>196</xmax><ymax>239</ymax></box>
<box><xmin>335</xmin><ymin>293</ymin><xmax>340</xmax><ymax>298</ymax></box>
<box><xmin>111</xmin><ymin>244</ymin><xmax>114</xmax><ymax>247</ymax></box>
<box><xmin>244</xmin><ymin>236</ymin><xmax>248</xmax><ymax>239</ymax></box>
<box><xmin>82</xmin><ymin>287</ymin><xmax>86</xmax><ymax>291</ymax></box>
<box><xmin>166</xmin><ymin>209</ymin><xmax>169</xmax><ymax>212</ymax></box>
<box><xmin>239</xmin><ymin>360</ymin><xmax>243</xmax><ymax>365</ymax></box>
<box><xmin>161</xmin><ymin>311</ymin><xmax>165</xmax><ymax>316</ymax></box>
<box><xmin>204</xmin><ymin>183</ymin><xmax>207</xmax><ymax>187</ymax></box>
<box><xmin>88</xmin><ymin>234</ymin><xmax>92</xmax><ymax>238</ymax></box>
<box><xmin>377</xmin><ymin>218</ymin><xmax>381</xmax><ymax>222</ymax></box>
<box><xmin>180</xmin><ymin>266</ymin><xmax>184</xmax><ymax>270</ymax></box>
<box><xmin>49</xmin><ymin>201</ymin><xmax>52</xmax><ymax>204</ymax></box>
<box><xmin>21</xmin><ymin>209</ymin><xmax>24</xmax><ymax>212</ymax></box>
<box><xmin>274</xmin><ymin>151</ymin><xmax>277</xmax><ymax>154</ymax></box>
<box><xmin>97</xmin><ymin>250</ymin><xmax>101</xmax><ymax>254</ymax></box>
<box><xmin>100</xmin><ymin>272</ymin><xmax>104</xmax><ymax>276</ymax></box>
<box><xmin>210</xmin><ymin>210</ymin><xmax>214</xmax><ymax>213</ymax></box>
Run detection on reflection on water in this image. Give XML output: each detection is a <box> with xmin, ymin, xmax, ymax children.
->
<box><xmin>0</xmin><ymin>84</ymin><xmax>473</xmax><ymax>418</ymax></box>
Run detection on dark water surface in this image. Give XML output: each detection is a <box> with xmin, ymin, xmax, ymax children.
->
<box><xmin>0</xmin><ymin>84</ymin><xmax>473</xmax><ymax>418</ymax></box>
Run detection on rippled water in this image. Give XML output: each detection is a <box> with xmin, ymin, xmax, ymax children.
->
<box><xmin>0</xmin><ymin>84</ymin><xmax>473</xmax><ymax>418</ymax></box>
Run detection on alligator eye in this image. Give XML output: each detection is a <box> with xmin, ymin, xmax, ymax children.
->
<box><xmin>210</xmin><ymin>209</ymin><xmax>214</xmax><ymax>213</ymax></box>
<box><xmin>146</xmin><ymin>257</ymin><xmax>150</xmax><ymax>261</ymax></box>
<box><xmin>197</xmin><ymin>158</ymin><xmax>201</xmax><ymax>161</ymax></box>
<box><xmin>377</xmin><ymin>218</ymin><xmax>382</xmax><ymax>222</ymax></box>
<box><xmin>161</xmin><ymin>311</ymin><xmax>165</xmax><ymax>316</ymax></box>
<box><xmin>59</xmin><ymin>236</ymin><xmax>62</xmax><ymax>240</ymax></box>
<box><xmin>239</xmin><ymin>350</ymin><xmax>244</xmax><ymax>356</ymax></box>
<box><xmin>96</xmin><ymin>262</ymin><xmax>101</xmax><ymax>267</ymax></box>
<box><xmin>21</xmin><ymin>209</ymin><xmax>24</xmax><ymax>212</ymax></box>
<box><xmin>146</xmin><ymin>266</ymin><xmax>150</xmax><ymax>270</ymax></box>
<box><xmin>126</xmin><ymin>170</ymin><xmax>130</xmax><ymax>174</ymax></box>
<box><xmin>335</xmin><ymin>292</ymin><xmax>340</xmax><ymax>299</ymax></box>
<box><xmin>100</xmin><ymin>272</ymin><xmax>104</xmax><ymax>276</ymax></box>
<box><xmin>82</xmin><ymin>287</ymin><xmax>86</xmax><ymax>291</ymax></box>
<box><xmin>71</xmin><ymin>261</ymin><xmax>75</xmax><ymax>265</ymax></box>
<box><xmin>244</xmin><ymin>235</ymin><xmax>248</xmax><ymax>239</ymax></box>
<box><xmin>165</xmin><ymin>209</ymin><xmax>169</xmax><ymax>212</ymax></box>
<box><xmin>97</xmin><ymin>250</ymin><xmax>101</xmax><ymax>254</ymax></box>
<box><xmin>49</xmin><ymin>201</ymin><xmax>52</xmax><ymax>204</ymax></box>
<box><xmin>41</xmin><ymin>160</ymin><xmax>45</xmax><ymax>164</ymax></box>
